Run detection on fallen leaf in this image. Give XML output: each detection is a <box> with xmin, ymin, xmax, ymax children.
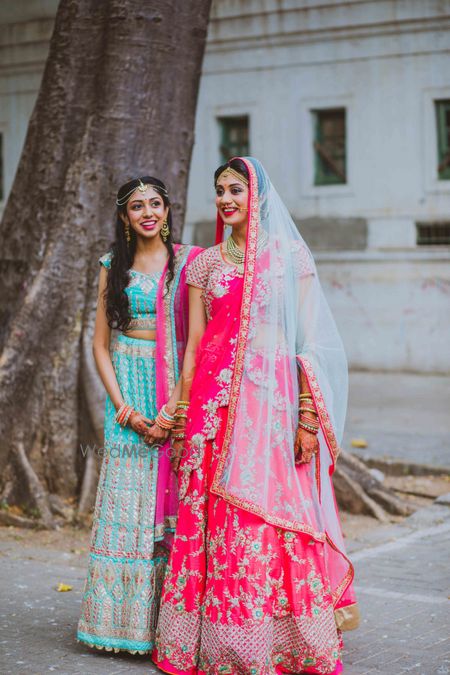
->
<box><xmin>351</xmin><ymin>438</ymin><xmax>368</xmax><ymax>448</ymax></box>
<box><xmin>56</xmin><ymin>583</ymin><xmax>72</xmax><ymax>592</ymax></box>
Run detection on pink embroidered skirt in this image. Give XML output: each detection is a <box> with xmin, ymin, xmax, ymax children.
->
<box><xmin>153</xmin><ymin>407</ymin><xmax>343</xmax><ymax>675</ymax></box>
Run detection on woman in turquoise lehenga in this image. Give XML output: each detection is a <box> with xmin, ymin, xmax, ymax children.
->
<box><xmin>77</xmin><ymin>176</ymin><xmax>200</xmax><ymax>654</ymax></box>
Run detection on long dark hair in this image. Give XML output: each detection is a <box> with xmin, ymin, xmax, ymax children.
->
<box><xmin>105</xmin><ymin>176</ymin><xmax>175</xmax><ymax>332</ymax></box>
<box><xmin>214</xmin><ymin>157</ymin><xmax>249</xmax><ymax>185</ymax></box>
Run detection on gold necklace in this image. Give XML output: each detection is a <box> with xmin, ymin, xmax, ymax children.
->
<box><xmin>225</xmin><ymin>232</ymin><xmax>268</xmax><ymax>275</ymax></box>
<box><xmin>226</xmin><ymin>235</ymin><xmax>245</xmax><ymax>268</ymax></box>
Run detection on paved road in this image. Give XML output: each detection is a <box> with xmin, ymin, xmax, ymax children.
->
<box><xmin>1</xmin><ymin>503</ymin><xmax>449</xmax><ymax>675</ymax></box>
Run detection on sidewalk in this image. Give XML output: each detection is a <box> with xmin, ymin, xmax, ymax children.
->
<box><xmin>1</xmin><ymin>501</ymin><xmax>449</xmax><ymax>674</ymax></box>
<box><xmin>0</xmin><ymin>535</ymin><xmax>157</xmax><ymax>675</ymax></box>
<box><xmin>1</xmin><ymin>371</ymin><xmax>449</xmax><ymax>674</ymax></box>
<box><xmin>344</xmin><ymin>371</ymin><xmax>450</xmax><ymax>470</ymax></box>
<box><xmin>344</xmin><ymin>503</ymin><xmax>450</xmax><ymax>674</ymax></box>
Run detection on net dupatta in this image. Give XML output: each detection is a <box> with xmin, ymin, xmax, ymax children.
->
<box><xmin>211</xmin><ymin>157</ymin><xmax>358</xmax><ymax>626</ymax></box>
<box><xmin>154</xmin><ymin>244</ymin><xmax>202</xmax><ymax>536</ymax></box>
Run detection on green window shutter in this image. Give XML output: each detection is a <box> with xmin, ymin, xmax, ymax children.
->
<box><xmin>313</xmin><ymin>109</ymin><xmax>347</xmax><ymax>186</ymax></box>
<box><xmin>416</xmin><ymin>222</ymin><xmax>450</xmax><ymax>245</ymax></box>
<box><xmin>436</xmin><ymin>100</ymin><xmax>450</xmax><ymax>181</ymax></box>
<box><xmin>218</xmin><ymin>116</ymin><xmax>249</xmax><ymax>163</ymax></box>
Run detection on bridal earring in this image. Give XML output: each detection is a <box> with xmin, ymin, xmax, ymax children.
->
<box><xmin>161</xmin><ymin>217</ymin><xmax>170</xmax><ymax>242</ymax></box>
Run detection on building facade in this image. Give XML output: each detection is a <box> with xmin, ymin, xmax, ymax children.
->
<box><xmin>1</xmin><ymin>0</ymin><xmax>450</xmax><ymax>372</ymax></box>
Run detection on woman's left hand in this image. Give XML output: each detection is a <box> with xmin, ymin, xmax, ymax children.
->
<box><xmin>144</xmin><ymin>423</ymin><xmax>170</xmax><ymax>447</ymax></box>
<box><xmin>128</xmin><ymin>411</ymin><xmax>154</xmax><ymax>437</ymax></box>
<box><xmin>294</xmin><ymin>427</ymin><xmax>319</xmax><ymax>464</ymax></box>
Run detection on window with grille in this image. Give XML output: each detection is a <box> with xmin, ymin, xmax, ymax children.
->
<box><xmin>313</xmin><ymin>109</ymin><xmax>346</xmax><ymax>186</ymax></box>
<box><xmin>416</xmin><ymin>222</ymin><xmax>450</xmax><ymax>245</ymax></box>
<box><xmin>218</xmin><ymin>116</ymin><xmax>249</xmax><ymax>164</ymax></box>
<box><xmin>436</xmin><ymin>100</ymin><xmax>450</xmax><ymax>180</ymax></box>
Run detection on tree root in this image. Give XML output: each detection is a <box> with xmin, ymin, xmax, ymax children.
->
<box><xmin>12</xmin><ymin>441</ymin><xmax>56</xmax><ymax>529</ymax></box>
<box><xmin>0</xmin><ymin>510</ymin><xmax>44</xmax><ymax>529</ymax></box>
<box><xmin>77</xmin><ymin>451</ymin><xmax>98</xmax><ymax>516</ymax></box>
<box><xmin>334</xmin><ymin>450</ymin><xmax>415</xmax><ymax>521</ymax></box>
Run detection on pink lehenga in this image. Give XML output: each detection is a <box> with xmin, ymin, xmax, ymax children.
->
<box><xmin>153</xmin><ymin>159</ymin><xmax>359</xmax><ymax>674</ymax></box>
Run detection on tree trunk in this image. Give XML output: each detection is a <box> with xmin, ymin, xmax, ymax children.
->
<box><xmin>0</xmin><ymin>0</ymin><xmax>212</xmax><ymax>526</ymax></box>
<box><xmin>0</xmin><ymin>0</ymin><xmax>412</xmax><ymax>529</ymax></box>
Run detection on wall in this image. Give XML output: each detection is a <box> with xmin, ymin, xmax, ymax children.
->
<box><xmin>0</xmin><ymin>1</ymin><xmax>449</xmax><ymax>372</ymax></box>
<box><xmin>184</xmin><ymin>0</ymin><xmax>450</xmax><ymax>373</ymax></box>
<box><xmin>0</xmin><ymin>1</ymin><xmax>58</xmax><ymax>214</ymax></box>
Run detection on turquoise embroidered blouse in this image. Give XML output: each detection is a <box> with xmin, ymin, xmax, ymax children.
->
<box><xmin>99</xmin><ymin>252</ymin><xmax>161</xmax><ymax>331</ymax></box>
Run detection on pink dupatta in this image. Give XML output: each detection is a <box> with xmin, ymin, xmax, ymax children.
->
<box><xmin>154</xmin><ymin>243</ymin><xmax>202</xmax><ymax>542</ymax></box>
<box><xmin>208</xmin><ymin>158</ymin><xmax>359</xmax><ymax>629</ymax></box>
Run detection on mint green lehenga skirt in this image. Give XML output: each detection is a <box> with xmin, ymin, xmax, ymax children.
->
<box><xmin>77</xmin><ymin>334</ymin><xmax>171</xmax><ymax>654</ymax></box>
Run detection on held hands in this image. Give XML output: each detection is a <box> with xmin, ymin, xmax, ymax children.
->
<box><xmin>170</xmin><ymin>439</ymin><xmax>184</xmax><ymax>474</ymax></box>
<box><xmin>128</xmin><ymin>411</ymin><xmax>170</xmax><ymax>446</ymax></box>
<box><xmin>117</xmin><ymin>404</ymin><xmax>170</xmax><ymax>446</ymax></box>
<box><xmin>144</xmin><ymin>403</ymin><xmax>175</xmax><ymax>447</ymax></box>
<box><xmin>144</xmin><ymin>423</ymin><xmax>170</xmax><ymax>447</ymax></box>
<box><xmin>128</xmin><ymin>411</ymin><xmax>155</xmax><ymax>438</ymax></box>
<box><xmin>170</xmin><ymin>400</ymin><xmax>189</xmax><ymax>474</ymax></box>
<box><xmin>116</xmin><ymin>405</ymin><xmax>154</xmax><ymax>438</ymax></box>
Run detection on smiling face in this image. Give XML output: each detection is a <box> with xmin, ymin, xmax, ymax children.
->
<box><xmin>215</xmin><ymin>172</ymin><xmax>249</xmax><ymax>229</ymax></box>
<box><xmin>121</xmin><ymin>185</ymin><xmax>169</xmax><ymax>240</ymax></box>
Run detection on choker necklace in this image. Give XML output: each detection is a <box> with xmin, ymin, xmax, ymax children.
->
<box><xmin>225</xmin><ymin>231</ymin><xmax>268</xmax><ymax>275</ymax></box>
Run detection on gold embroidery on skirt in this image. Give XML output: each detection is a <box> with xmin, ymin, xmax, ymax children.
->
<box><xmin>113</xmin><ymin>341</ymin><xmax>156</xmax><ymax>358</ymax></box>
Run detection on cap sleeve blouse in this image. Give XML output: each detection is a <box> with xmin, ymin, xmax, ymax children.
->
<box><xmin>186</xmin><ymin>249</ymin><xmax>210</xmax><ymax>289</ymax></box>
<box><xmin>99</xmin><ymin>252</ymin><xmax>112</xmax><ymax>269</ymax></box>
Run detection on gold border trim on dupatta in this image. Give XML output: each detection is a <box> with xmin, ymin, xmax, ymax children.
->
<box><xmin>160</xmin><ymin>245</ymin><xmax>191</xmax><ymax>393</ymax></box>
<box><xmin>207</xmin><ymin>159</ymin><xmax>359</xmax><ymax>617</ymax></box>
<box><xmin>299</xmin><ymin>356</ymin><xmax>341</xmax><ymax>464</ymax></box>
<box><xmin>210</xmin><ymin>159</ymin><xmax>327</xmax><ymax>541</ymax></box>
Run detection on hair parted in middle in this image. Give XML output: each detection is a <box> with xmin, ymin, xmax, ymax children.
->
<box><xmin>214</xmin><ymin>158</ymin><xmax>250</xmax><ymax>186</ymax></box>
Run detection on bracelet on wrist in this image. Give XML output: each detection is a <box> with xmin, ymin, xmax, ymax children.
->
<box><xmin>176</xmin><ymin>400</ymin><xmax>190</xmax><ymax>410</ymax></box>
<box><xmin>123</xmin><ymin>408</ymin><xmax>135</xmax><ymax>427</ymax></box>
<box><xmin>299</xmin><ymin>421</ymin><xmax>319</xmax><ymax>435</ymax></box>
<box><xmin>116</xmin><ymin>403</ymin><xmax>135</xmax><ymax>427</ymax></box>
<box><xmin>155</xmin><ymin>404</ymin><xmax>176</xmax><ymax>430</ymax></box>
<box><xmin>299</xmin><ymin>413</ymin><xmax>319</xmax><ymax>427</ymax></box>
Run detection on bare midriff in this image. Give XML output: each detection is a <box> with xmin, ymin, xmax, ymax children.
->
<box><xmin>123</xmin><ymin>329</ymin><xmax>157</xmax><ymax>341</ymax></box>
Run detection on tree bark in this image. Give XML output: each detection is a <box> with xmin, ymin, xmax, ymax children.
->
<box><xmin>0</xmin><ymin>0</ymin><xmax>412</xmax><ymax>529</ymax></box>
<box><xmin>0</xmin><ymin>0</ymin><xmax>212</xmax><ymax>526</ymax></box>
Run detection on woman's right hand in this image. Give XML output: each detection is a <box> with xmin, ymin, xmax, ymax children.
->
<box><xmin>170</xmin><ymin>439</ymin><xmax>185</xmax><ymax>473</ymax></box>
<box><xmin>128</xmin><ymin>411</ymin><xmax>153</xmax><ymax>437</ymax></box>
